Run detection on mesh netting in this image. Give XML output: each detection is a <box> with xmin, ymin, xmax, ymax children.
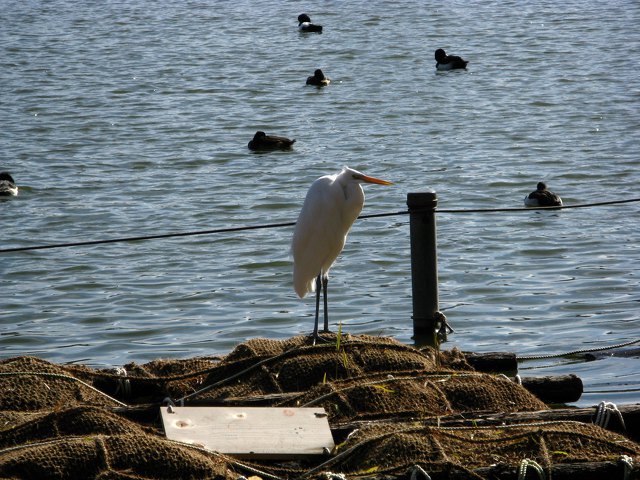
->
<box><xmin>0</xmin><ymin>433</ymin><xmax>229</xmax><ymax>480</ymax></box>
<box><xmin>286</xmin><ymin>371</ymin><xmax>546</xmax><ymax>423</ymax></box>
<box><xmin>0</xmin><ymin>335</ymin><xmax>638</xmax><ymax>479</ymax></box>
<box><xmin>0</xmin><ymin>356</ymin><xmax>122</xmax><ymax>411</ymax></box>
<box><xmin>322</xmin><ymin>421</ymin><xmax>640</xmax><ymax>478</ymax></box>
<box><xmin>194</xmin><ymin>334</ymin><xmax>464</xmax><ymax>401</ymax></box>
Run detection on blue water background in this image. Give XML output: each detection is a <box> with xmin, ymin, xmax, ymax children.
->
<box><xmin>1</xmin><ymin>1</ymin><xmax>639</xmax><ymax>406</ymax></box>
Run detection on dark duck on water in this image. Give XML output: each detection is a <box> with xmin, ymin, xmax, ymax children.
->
<box><xmin>298</xmin><ymin>13</ymin><xmax>323</xmax><ymax>33</ymax></box>
<box><xmin>306</xmin><ymin>69</ymin><xmax>331</xmax><ymax>87</ymax></box>
<box><xmin>435</xmin><ymin>48</ymin><xmax>468</xmax><ymax>70</ymax></box>
<box><xmin>0</xmin><ymin>172</ymin><xmax>18</xmax><ymax>196</ymax></box>
<box><xmin>524</xmin><ymin>182</ymin><xmax>563</xmax><ymax>207</ymax></box>
<box><xmin>248</xmin><ymin>131</ymin><xmax>296</xmax><ymax>151</ymax></box>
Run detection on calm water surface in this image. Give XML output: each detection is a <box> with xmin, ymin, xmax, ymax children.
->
<box><xmin>1</xmin><ymin>1</ymin><xmax>639</xmax><ymax>407</ymax></box>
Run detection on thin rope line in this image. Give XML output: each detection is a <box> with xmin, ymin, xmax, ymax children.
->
<box><xmin>0</xmin><ymin>220</ymin><xmax>297</xmax><ymax>253</ymax></box>
<box><xmin>517</xmin><ymin>338</ymin><xmax>640</xmax><ymax>361</ymax></box>
<box><xmin>437</xmin><ymin>197</ymin><xmax>640</xmax><ymax>213</ymax></box>
<box><xmin>1</xmin><ymin>198</ymin><xmax>638</xmax><ymax>254</ymax></box>
<box><xmin>175</xmin><ymin>343</ymin><xmax>309</xmax><ymax>404</ymax></box>
<box><xmin>359</xmin><ymin>210</ymin><xmax>409</xmax><ymax>219</ymax></box>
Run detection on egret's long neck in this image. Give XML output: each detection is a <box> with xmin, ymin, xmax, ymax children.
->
<box><xmin>341</xmin><ymin>183</ymin><xmax>365</xmax><ymax>232</ymax></box>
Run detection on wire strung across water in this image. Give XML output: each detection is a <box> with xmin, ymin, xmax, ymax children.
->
<box><xmin>1</xmin><ymin>197</ymin><xmax>638</xmax><ymax>254</ymax></box>
<box><xmin>516</xmin><ymin>338</ymin><xmax>640</xmax><ymax>361</ymax></box>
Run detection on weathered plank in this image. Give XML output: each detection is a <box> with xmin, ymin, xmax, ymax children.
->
<box><xmin>160</xmin><ymin>406</ymin><xmax>334</xmax><ymax>459</ymax></box>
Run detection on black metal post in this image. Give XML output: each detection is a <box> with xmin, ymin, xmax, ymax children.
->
<box><xmin>407</xmin><ymin>192</ymin><xmax>439</xmax><ymax>346</ymax></box>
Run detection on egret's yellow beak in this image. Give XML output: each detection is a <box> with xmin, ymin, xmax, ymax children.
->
<box><xmin>358</xmin><ymin>174</ymin><xmax>393</xmax><ymax>185</ymax></box>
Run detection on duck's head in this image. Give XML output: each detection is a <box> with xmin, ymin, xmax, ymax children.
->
<box><xmin>298</xmin><ymin>13</ymin><xmax>311</xmax><ymax>24</ymax></box>
<box><xmin>254</xmin><ymin>131</ymin><xmax>266</xmax><ymax>139</ymax></box>
<box><xmin>314</xmin><ymin>69</ymin><xmax>326</xmax><ymax>79</ymax></box>
<box><xmin>0</xmin><ymin>172</ymin><xmax>15</xmax><ymax>183</ymax></box>
<box><xmin>435</xmin><ymin>49</ymin><xmax>447</xmax><ymax>62</ymax></box>
<box><xmin>537</xmin><ymin>182</ymin><xmax>547</xmax><ymax>191</ymax></box>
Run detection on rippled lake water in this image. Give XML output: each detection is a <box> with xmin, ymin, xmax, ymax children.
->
<box><xmin>1</xmin><ymin>0</ymin><xmax>639</xmax><ymax>407</ymax></box>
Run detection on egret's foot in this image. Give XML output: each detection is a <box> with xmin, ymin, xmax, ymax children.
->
<box><xmin>309</xmin><ymin>330</ymin><xmax>334</xmax><ymax>345</ymax></box>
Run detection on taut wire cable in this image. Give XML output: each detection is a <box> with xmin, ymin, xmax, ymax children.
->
<box><xmin>1</xmin><ymin>198</ymin><xmax>638</xmax><ymax>254</ymax></box>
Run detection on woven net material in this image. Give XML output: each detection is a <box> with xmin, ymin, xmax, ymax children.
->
<box><xmin>0</xmin><ymin>433</ymin><xmax>228</xmax><ymax>480</ymax></box>
<box><xmin>1</xmin><ymin>335</ymin><xmax>638</xmax><ymax>479</ymax></box>
<box><xmin>325</xmin><ymin>421</ymin><xmax>640</xmax><ymax>478</ymax></box>
<box><xmin>287</xmin><ymin>371</ymin><xmax>546</xmax><ymax>423</ymax></box>
<box><xmin>0</xmin><ymin>356</ymin><xmax>121</xmax><ymax>411</ymax></box>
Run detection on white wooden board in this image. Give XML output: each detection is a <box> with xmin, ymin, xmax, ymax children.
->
<box><xmin>161</xmin><ymin>406</ymin><xmax>334</xmax><ymax>459</ymax></box>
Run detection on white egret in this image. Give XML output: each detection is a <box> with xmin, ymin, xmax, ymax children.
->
<box><xmin>292</xmin><ymin>166</ymin><xmax>393</xmax><ymax>342</ymax></box>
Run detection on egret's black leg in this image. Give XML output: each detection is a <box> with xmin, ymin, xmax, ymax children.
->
<box><xmin>322</xmin><ymin>274</ymin><xmax>329</xmax><ymax>332</ymax></box>
<box><xmin>313</xmin><ymin>274</ymin><xmax>322</xmax><ymax>343</ymax></box>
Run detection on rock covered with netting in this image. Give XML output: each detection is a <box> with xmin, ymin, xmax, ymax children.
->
<box><xmin>0</xmin><ymin>334</ymin><xmax>638</xmax><ymax>479</ymax></box>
